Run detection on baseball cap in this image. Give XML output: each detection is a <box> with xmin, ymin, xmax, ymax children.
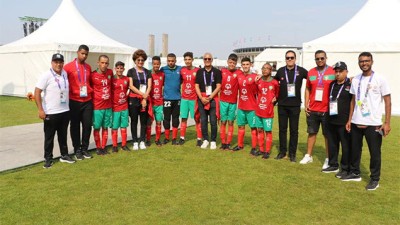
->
<box><xmin>333</xmin><ymin>61</ymin><xmax>347</xmax><ymax>70</ymax></box>
<box><xmin>52</xmin><ymin>53</ymin><xmax>64</xmax><ymax>62</ymax></box>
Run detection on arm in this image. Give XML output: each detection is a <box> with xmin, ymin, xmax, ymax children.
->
<box><xmin>381</xmin><ymin>94</ymin><xmax>391</xmax><ymax>136</ymax></box>
<box><xmin>346</xmin><ymin>95</ymin><xmax>355</xmax><ymax>132</ymax></box>
<box><xmin>34</xmin><ymin>87</ymin><xmax>46</xmax><ymax>120</ymax></box>
<box><xmin>304</xmin><ymin>87</ymin><xmax>310</xmax><ymax>116</ymax></box>
<box><xmin>143</xmin><ymin>76</ymin><xmax>152</xmax><ymax>99</ymax></box>
<box><xmin>209</xmin><ymin>83</ymin><xmax>221</xmax><ymax>100</ymax></box>
<box><xmin>195</xmin><ymin>83</ymin><xmax>208</xmax><ymax>105</ymax></box>
<box><xmin>128</xmin><ymin>77</ymin><xmax>143</xmax><ymax>95</ymax></box>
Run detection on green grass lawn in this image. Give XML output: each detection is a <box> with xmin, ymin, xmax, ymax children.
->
<box><xmin>0</xmin><ymin>96</ymin><xmax>39</xmax><ymax>127</ymax></box>
<box><xmin>0</xmin><ymin>96</ymin><xmax>399</xmax><ymax>224</ymax></box>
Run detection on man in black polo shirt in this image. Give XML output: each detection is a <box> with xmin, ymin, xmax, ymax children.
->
<box><xmin>323</xmin><ymin>61</ymin><xmax>352</xmax><ymax>176</ymax></box>
<box><xmin>195</xmin><ymin>52</ymin><xmax>222</xmax><ymax>149</ymax></box>
<box><xmin>274</xmin><ymin>50</ymin><xmax>308</xmax><ymax>162</ymax></box>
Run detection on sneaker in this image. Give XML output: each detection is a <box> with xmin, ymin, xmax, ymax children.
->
<box><xmin>43</xmin><ymin>160</ymin><xmax>54</xmax><ymax>169</ymax></box>
<box><xmin>171</xmin><ymin>139</ymin><xmax>177</xmax><ymax>145</ymax></box>
<box><xmin>75</xmin><ymin>152</ymin><xmax>85</xmax><ymax>160</ymax></box>
<box><xmin>274</xmin><ymin>152</ymin><xmax>286</xmax><ymax>160</ymax></box>
<box><xmin>102</xmin><ymin>148</ymin><xmax>110</xmax><ymax>155</ymax></box>
<box><xmin>289</xmin><ymin>154</ymin><xmax>296</xmax><ymax>162</ymax></box>
<box><xmin>60</xmin><ymin>155</ymin><xmax>76</xmax><ymax>164</ymax></box>
<box><xmin>341</xmin><ymin>173</ymin><xmax>362</xmax><ymax>182</ymax></box>
<box><xmin>299</xmin><ymin>154</ymin><xmax>313</xmax><ymax>164</ymax></box>
<box><xmin>196</xmin><ymin>139</ymin><xmax>202</xmax><ymax>147</ymax></box>
<box><xmin>96</xmin><ymin>148</ymin><xmax>103</xmax><ymax>155</ymax></box>
<box><xmin>225</xmin><ymin>144</ymin><xmax>232</xmax><ymax>150</ymax></box>
<box><xmin>210</xmin><ymin>141</ymin><xmax>217</xmax><ymax>150</ymax></box>
<box><xmin>163</xmin><ymin>139</ymin><xmax>170</xmax><ymax>145</ymax></box>
<box><xmin>321</xmin><ymin>166</ymin><xmax>339</xmax><ymax>173</ymax></box>
<box><xmin>262</xmin><ymin>152</ymin><xmax>271</xmax><ymax>159</ymax></box>
<box><xmin>155</xmin><ymin>140</ymin><xmax>162</xmax><ymax>146</ymax></box>
<box><xmin>219</xmin><ymin>144</ymin><xmax>226</xmax><ymax>150</ymax></box>
<box><xmin>250</xmin><ymin>148</ymin><xmax>258</xmax><ymax>156</ymax></box>
<box><xmin>178</xmin><ymin>138</ymin><xmax>185</xmax><ymax>145</ymax></box>
<box><xmin>112</xmin><ymin>146</ymin><xmax>118</xmax><ymax>153</ymax></box>
<box><xmin>365</xmin><ymin>180</ymin><xmax>380</xmax><ymax>191</ymax></box>
<box><xmin>139</xmin><ymin>141</ymin><xmax>146</xmax><ymax>150</ymax></box>
<box><xmin>232</xmin><ymin>145</ymin><xmax>243</xmax><ymax>151</ymax></box>
<box><xmin>121</xmin><ymin>145</ymin><xmax>131</xmax><ymax>151</ymax></box>
<box><xmin>201</xmin><ymin>140</ymin><xmax>209</xmax><ymax>149</ymax></box>
<box><xmin>82</xmin><ymin>150</ymin><xmax>93</xmax><ymax>159</ymax></box>
<box><xmin>145</xmin><ymin>140</ymin><xmax>151</xmax><ymax>147</ymax></box>
<box><xmin>133</xmin><ymin>142</ymin><xmax>139</xmax><ymax>150</ymax></box>
<box><xmin>335</xmin><ymin>170</ymin><xmax>348</xmax><ymax>179</ymax></box>
<box><xmin>322</xmin><ymin>158</ymin><xmax>329</xmax><ymax>169</ymax></box>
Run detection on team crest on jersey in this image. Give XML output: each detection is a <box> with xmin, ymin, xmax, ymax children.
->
<box><xmin>108</xmin><ymin>75</ymin><xmax>111</xmax><ymax>79</ymax></box>
<box><xmin>160</xmin><ymin>77</ymin><xmax>163</xmax><ymax>80</ymax></box>
<box><xmin>124</xmin><ymin>81</ymin><xmax>127</xmax><ymax>85</ymax></box>
<box><xmin>193</xmin><ymin>72</ymin><xmax>196</xmax><ymax>76</ymax></box>
<box><xmin>269</xmin><ymin>86</ymin><xmax>273</xmax><ymax>90</ymax></box>
<box><xmin>233</xmin><ymin>74</ymin><xmax>237</xmax><ymax>78</ymax></box>
<box><xmin>248</xmin><ymin>78</ymin><xmax>252</xmax><ymax>82</ymax></box>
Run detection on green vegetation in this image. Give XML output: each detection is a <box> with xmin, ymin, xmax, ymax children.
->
<box><xmin>0</xmin><ymin>96</ymin><xmax>39</xmax><ymax>128</ymax></box>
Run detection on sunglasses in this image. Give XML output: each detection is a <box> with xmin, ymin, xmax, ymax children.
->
<box><xmin>359</xmin><ymin>60</ymin><xmax>371</xmax><ymax>64</ymax></box>
<box><xmin>136</xmin><ymin>59</ymin><xmax>145</xmax><ymax>62</ymax></box>
<box><xmin>315</xmin><ymin>57</ymin><xmax>325</xmax><ymax>61</ymax></box>
<box><xmin>286</xmin><ymin>56</ymin><xmax>295</xmax><ymax>60</ymax></box>
<box><xmin>204</xmin><ymin>58</ymin><xmax>212</xmax><ymax>61</ymax></box>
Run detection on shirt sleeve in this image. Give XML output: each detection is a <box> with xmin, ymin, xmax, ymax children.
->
<box><xmin>214</xmin><ymin>69</ymin><xmax>222</xmax><ymax>84</ymax></box>
<box><xmin>36</xmin><ymin>72</ymin><xmax>49</xmax><ymax>90</ymax></box>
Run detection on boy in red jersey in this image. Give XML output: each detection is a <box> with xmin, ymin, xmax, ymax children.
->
<box><xmin>255</xmin><ymin>63</ymin><xmax>279</xmax><ymax>158</ymax></box>
<box><xmin>232</xmin><ymin>57</ymin><xmax>258</xmax><ymax>153</ymax></box>
<box><xmin>111</xmin><ymin>61</ymin><xmax>130</xmax><ymax>152</ymax></box>
<box><xmin>91</xmin><ymin>55</ymin><xmax>113</xmax><ymax>155</ymax></box>
<box><xmin>146</xmin><ymin>56</ymin><xmax>165</xmax><ymax>146</ymax></box>
<box><xmin>179</xmin><ymin>52</ymin><xmax>202</xmax><ymax>146</ymax></box>
<box><xmin>219</xmin><ymin>53</ymin><xmax>241</xmax><ymax>150</ymax></box>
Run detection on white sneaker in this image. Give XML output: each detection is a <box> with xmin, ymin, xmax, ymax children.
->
<box><xmin>299</xmin><ymin>154</ymin><xmax>313</xmax><ymax>164</ymax></box>
<box><xmin>139</xmin><ymin>141</ymin><xmax>146</xmax><ymax>150</ymax></box>
<box><xmin>210</xmin><ymin>141</ymin><xmax>217</xmax><ymax>150</ymax></box>
<box><xmin>132</xmin><ymin>142</ymin><xmax>139</xmax><ymax>150</ymax></box>
<box><xmin>322</xmin><ymin>158</ymin><xmax>329</xmax><ymax>169</ymax></box>
<box><xmin>201</xmin><ymin>140</ymin><xmax>209</xmax><ymax>149</ymax></box>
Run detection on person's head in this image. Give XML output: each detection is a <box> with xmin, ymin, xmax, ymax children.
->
<box><xmin>97</xmin><ymin>55</ymin><xmax>109</xmax><ymax>73</ymax></box>
<box><xmin>51</xmin><ymin>53</ymin><xmax>64</xmax><ymax>74</ymax></box>
<box><xmin>333</xmin><ymin>61</ymin><xmax>348</xmax><ymax>83</ymax></box>
<box><xmin>203</xmin><ymin>52</ymin><xmax>213</xmax><ymax>68</ymax></box>
<box><xmin>261</xmin><ymin>63</ymin><xmax>272</xmax><ymax>77</ymax></box>
<box><xmin>77</xmin><ymin>44</ymin><xmax>89</xmax><ymax>63</ymax></box>
<box><xmin>314</xmin><ymin>50</ymin><xmax>327</xmax><ymax>68</ymax></box>
<box><xmin>285</xmin><ymin>50</ymin><xmax>296</xmax><ymax>68</ymax></box>
<box><xmin>227</xmin><ymin>53</ymin><xmax>238</xmax><ymax>71</ymax></box>
<box><xmin>114</xmin><ymin>61</ymin><xmax>125</xmax><ymax>76</ymax></box>
<box><xmin>241</xmin><ymin>57</ymin><xmax>251</xmax><ymax>73</ymax></box>
<box><xmin>132</xmin><ymin>49</ymin><xmax>148</xmax><ymax>68</ymax></box>
<box><xmin>183</xmin><ymin>52</ymin><xmax>193</xmax><ymax>67</ymax></box>
<box><xmin>167</xmin><ymin>53</ymin><xmax>176</xmax><ymax>68</ymax></box>
<box><xmin>152</xmin><ymin>56</ymin><xmax>161</xmax><ymax>72</ymax></box>
<box><xmin>358</xmin><ymin>52</ymin><xmax>373</xmax><ymax>73</ymax></box>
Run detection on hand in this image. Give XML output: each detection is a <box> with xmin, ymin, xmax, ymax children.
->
<box><xmin>304</xmin><ymin>107</ymin><xmax>310</xmax><ymax>117</ymax></box>
<box><xmin>142</xmin><ymin>93</ymin><xmax>148</xmax><ymax>99</ymax></box>
<box><xmin>201</xmin><ymin>97</ymin><xmax>209</xmax><ymax>105</ymax></box>
<box><xmin>38</xmin><ymin>110</ymin><xmax>46</xmax><ymax>120</ymax></box>
<box><xmin>381</xmin><ymin>123</ymin><xmax>391</xmax><ymax>137</ymax></box>
<box><xmin>345</xmin><ymin>121</ymin><xmax>351</xmax><ymax>133</ymax></box>
<box><xmin>255</xmin><ymin>75</ymin><xmax>262</xmax><ymax>81</ymax></box>
<box><xmin>141</xmin><ymin>99</ymin><xmax>147</xmax><ymax>108</ymax></box>
<box><xmin>272</xmin><ymin>97</ymin><xmax>276</xmax><ymax>104</ymax></box>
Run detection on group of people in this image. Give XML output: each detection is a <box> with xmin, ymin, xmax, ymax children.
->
<box><xmin>35</xmin><ymin>44</ymin><xmax>391</xmax><ymax>191</ymax></box>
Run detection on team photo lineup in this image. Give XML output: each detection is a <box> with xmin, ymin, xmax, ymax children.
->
<box><xmin>35</xmin><ymin>44</ymin><xmax>391</xmax><ymax>191</ymax></box>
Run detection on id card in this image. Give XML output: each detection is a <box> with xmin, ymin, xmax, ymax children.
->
<box><xmin>139</xmin><ymin>84</ymin><xmax>147</xmax><ymax>93</ymax></box>
<box><xmin>80</xmin><ymin>85</ymin><xmax>87</xmax><ymax>97</ymax></box>
<box><xmin>315</xmin><ymin>87</ymin><xmax>323</xmax><ymax>101</ymax></box>
<box><xmin>360</xmin><ymin>99</ymin><xmax>370</xmax><ymax>117</ymax></box>
<box><xmin>206</xmin><ymin>86</ymin><xmax>212</xmax><ymax>96</ymax></box>
<box><xmin>60</xmin><ymin>90</ymin><xmax>67</xmax><ymax>103</ymax></box>
<box><xmin>287</xmin><ymin>84</ymin><xmax>295</xmax><ymax>97</ymax></box>
<box><xmin>329</xmin><ymin>100</ymin><xmax>338</xmax><ymax>115</ymax></box>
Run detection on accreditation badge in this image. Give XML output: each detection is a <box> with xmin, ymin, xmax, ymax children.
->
<box><xmin>329</xmin><ymin>100</ymin><xmax>338</xmax><ymax>115</ymax></box>
<box><xmin>80</xmin><ymin>85</ymin><xmax>87</xmax><ymax>97</ymax></box>
<box><xmin>315</xmin><ymin>87</ymin><xmax>324</xmax><ymax>101</ymax></box>
<box><xmin>60</xmin><ymin>90</ymin><xmax>67</xmax><ymax>103</ymax></box>
<box><xmin>206</xmin><ymin>85</ymin><xmax>212</xmax><ymax>96</ymax></box>
<box><xmin>287</xmin><ymin>84</ymin><xmax>295</xmax><ymax>97</ymax></box>
<box><xmin>139</xmin><ymin>84</ymin><xmax>147</xmax><ymax>93</ymax></box>
<box><xmin>360</xmin><ymin>98</ymin><xmax>370</xmax><ymax>117</ymax></box>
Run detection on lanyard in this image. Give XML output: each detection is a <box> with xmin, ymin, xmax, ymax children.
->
<box><xmin>50</xmin><ymin>68</ymin><xmax>67</xmax><ymax>90</ymax></box>
<box><xmin>329</xmin><ymin>78</ymin><xmax>348</xmax><ymax>101</ymax></box>
<box><xmin>285</xmin><ymin>65</ymin><xmax>297</xmax><ymax>84</ymax></box>
<box><xmin>357</xmin><ymin>72</ymin><xmax>374</xmax><ymax>101</ymax></box>
<box><xmin>136</xmin><ymin>68</ymin><xmax>147</xmax><ymax>85</ymax></box>
<box><xmin>317</xmin><ymin>65</ymin><xmax>327</xmax><ymax>86</ymax></box>
<box><xmin>203</xmin><ymin>70</ymin><xmax>214</xmax><ymax>86</ymax></box>
<box><xmin>75</xmin><ymin>59</ymin><xmax>87</xmax><ymax>84</ymax></box>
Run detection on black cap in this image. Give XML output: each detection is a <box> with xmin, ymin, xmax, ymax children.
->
<box><xmin>52</xmin><ymin>53</ymin><xmax>64</xmax><ymax>62</ymax></box>
<box><xmin>333</xmin><ymin>61</ymin><xmax>347</xmax><ymax>70</ymax></box>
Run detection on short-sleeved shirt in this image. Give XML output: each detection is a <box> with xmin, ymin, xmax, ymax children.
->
<box><xmin>274</xmin><ymin>65</ymin><xmax>308</xmax><ymax>107</ymax></box>
<box><xmin>127</xmin><ymin>67</ymin><xmax>152</xmax><ymax>98</ymax></box>
<box><xmin>112</xmin><ymin>75</ymin><xmax>129</xmax><ymax>112</ymax></box>
<box><xmin>306</xmin><ymin>66</ymin><xmax>335</xmax><ymax>112</ymax></box>
<box><xmin>91</xmin><ymin>69</ymin><xmax>113</xmax><ymax>110</ymax></box>
<box><xmin>181</xmin><ymin>66</ymin><xmax>199</xmax><ymax>100</ymax></box>
<box><xmin>238</xmin><ymin>73</ymin><xmax>258</xmax><ymax>111</ymax></box>
<box><xmin>150</xmin><ymin>71</ymin><xmax>165</xmax><ymax>106</ymax></box>
<box><xmin>35</xmin><ymin>68</ymin><xmax>69</xmax><ymax>114</ymax></box>
<box><xmin>350</xmin><ymin>72</ymin><xmax>391</xmax><ymax>126</ymax></box>
<box><xmin>328</xmin><ymin>78</ymin><xmax>352</xmax><ymax>125</ymax></box>
<box><xmin>161</xmin><ymin>65</ymin><xmax>182</xmax><ymax>100</ymax></box>
<box><xmin>64</xmin><ymin>59</ymin><xmax>93</xmax><ymax>102</ymax></box>
<box><xmin>220</xmin><ymin>68</ymin><xmax>241</xmax><ymax>104</ymax></box>
<box><xmin>256</xmin><ymin>78</ymin><xmax>279</xmax><ymax>118</ymax></box>
<box><xmin>195</xmin><ymin>67</ymin><xmax>222</xmax><ymax>93</ymax></box>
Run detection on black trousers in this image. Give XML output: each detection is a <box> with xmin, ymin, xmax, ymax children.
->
<box><xmin>69</xmin><ymin>99</ymin><xmax>93</xmax><ymax>153</ymax></box>
<box><xmin>44</xmin><ymin>111</ymin><xmax>70</xmax><ymax>160</ymax></box>
<box><xmin>350</xmin><ymin>124</ymin><xmax>382</xmax><ymax>181</ymax></box>
<box><xmin>129</xmin><ymin>97</ymin><xmax>148</xmax><ymax>142</ymax></box>
<box><xmin>163</xmin><ymin>100</ymin><xmax>180</xmax><ymax>130</ymax></box>
<box><xmin>198</xmin><ymin>99</ymin><xmax>217</xmax><ymax>142</ymax></box>
<box><xmin>277</xmin><ymin>106</ymin><xmax>300</xmax><ymax>156</ymax></box>
<box><xmin>326</xmin><ymin>123</ymin><xmax>350</xmax><ymax>170</ymax></box>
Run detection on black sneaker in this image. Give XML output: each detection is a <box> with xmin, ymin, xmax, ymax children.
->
<box><xmin>321</xmin><ymin>166</ymin><xmax>339</xmax><ymax>173</ymax></box>
<box><xmin>232</xmin><ymin>145</ymin><xmax>243</xmax><ymax>151</ymax></box>
<box><xmin>225</xmin><ymin>144</ymin><xmax>232</xmax><ymax>150</ymax></box>
<box><xmin>102</xmin><ymin>148</ymin><xmax>110</xmax><ymax>155</ymax></box>
<box><xmin>163</xmin><ymin>139</ymin><xmax>170</xmax><ymax>145</ymax></box>
<box><xmin>274</xmin><ymin>152</ymin><xmax>286</xmax><ymax>160</ymax></box>
<box><xmin>335</xmin><ymin>170</ymin><xmax>348</xmax><ymax>179</ymax></box>
<box><xmin>121</xmin><ymin>146</ymin><xmax>131</xmax><ymax>151</ymax></box>
<box><xmin>178</xmin><ymin>138</ymin><xmax>185</xmax><ymax>145</ymax></box>
<box><xmin>250</xmin><ymin>148</ymin><xmax>258</xmax><ymax>156</ymax></box>
<box><xmin>366</xmin><ymin>180</ymin><xmax>380</xmax><ymax>191</ymax></box>
<box><xmin>341</xmin><ymin>173</ymin><xmax>362</xmax><ymax>182</ymax></box>
<box><xmin>219</xmin><ymin>144</ymin><xmax>226</xmax><ymax>150</ymax></box>
<box><xmin>96</xmin><ymin>148</ymin><xmax>103</xmax><ymax>155</ymax></box>
<box><xmin>60</xmin><ymin>155</ymin><xmax>76</xmax><ymax>164</ymax></box>
<box><xmin>75</xmin><ymin>152</ymin><xmax>85</xmax><ymax>160</ymax></box>
<box><xmin>112</xmin><ymin>146</ymin><xmax>118</xmax><ymax>153</ymax></box>
<box><xmin>43</xmin><ymin>160</ymin><xmax>54</xmax><ymax>169</ymax></box>
<box><xmin>289</xmin><ymin>154</ymin><xmax>296</xmax><ymax>162</ymax></box>
<box><xmin>196</xmin><ymin>139</ymin><xmax>202</xmax><ymax>147</ymax></box>
<box><xmin>82</xmin><ymin>150</ymin><xmax>93</xmax><ymax>159</ymax></box>
<box><xmin>145</xmin><ymin>140</ymin><xmax>151</xmax><ymax>147</ymax></box>
<box><xmin>262</xmin><ymin>152</ymin><xmax>271</xmax><ymax>159</ymax></box>
<box><xmin>155</xmin><ymin>140</ymin><xmax>162</xmax><ymax>146</ymax></box>
<box><xmin>171</xmin><ymin>139</ymin><xmax>177</xmax><ymax>145</ymax></box>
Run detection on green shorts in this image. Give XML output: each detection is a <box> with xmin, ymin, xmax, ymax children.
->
<box><xmin>255</xmin><ymin>116</ymin><xmax>273</xmax><ymax>131</ymax></box>
<box><xmin>93</xmin><ymin>108</ymin><xmax>112</xmax><ymax>129</ymax></box>
<box><xmin>237</xmin><ymin>109</ymin><xmax>256</xmax><ymax>128</ymax></box>
<box><xmin>153</xmin><ymin>105</ymin><xmax>163</xmax><ymax>122</ymax></box>
<box><xmin>220</xmin><ymin>101</ymin><xmax>237</xmax><ymax>122</ymax></box>
<box><xmin>180</xmin><ymin>98</ymin><xmax>195</xmax><ymax>119</ymax></box>
<box><xmin>112</xmin><ymin>109</ymin><xmax>129</xmax><ymax>129</ymax></box>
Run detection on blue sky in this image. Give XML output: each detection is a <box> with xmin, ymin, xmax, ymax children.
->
<box><xmin>0</xmin><ymin>0</ymin><xmax>367</xmax><ymax>58</ymax></box>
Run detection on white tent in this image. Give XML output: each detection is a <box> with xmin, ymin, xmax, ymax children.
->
<box><xmin>254</xmin><ymin>46</ymin><xmax>302</xmax><ymax>75</ymax></box>
<box><xmin>0</xmin><ymin>0</ymin><xmax>136</xmax><ymax>97</ymax></box>
<box><xmin>302</xmin><ymin>0</ymin><xmax>400</xmax><ymax>114</ymax></box>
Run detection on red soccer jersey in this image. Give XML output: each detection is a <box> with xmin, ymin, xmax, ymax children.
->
<box><xmin>306</xmin><ymin>66</ymin><xmax>335</xmax><ymax>112</ymax></box>
<box><xmin>91</xmin><ymin>69</ymin><xmax>113</xmax><ymax>110</ymax></box>
<box><xmin>64</xmin><ymin>59</ymin><xmax>93</xmax><ymax>102</ymax></box>
<box><xmin>112</xmin><ymin>75</ymin><xmax>129</xmax><ymax>112</ymax></box>
<box><xmin>256</xmin><ymin>78</ymin><xmax>279</xmax><ymax>118</ymax></box>
<box><xmin>220</xmin><ymin>68</ymin><xmax>241</xmax><ymax>104</ymax></box>
<box><xmin>150</xmin><ymin>71</ymin><xmax>165</xmax><ymax>106</ymax></box>
<box><xmin>180</xmin><ymin>66</ymin><xmax>199</xmax><ymax>100</ymax></box>
<box><xmin>238</xmin><ymin>73</ymin><xmax>258</xmax><ymax>111</ymax></box>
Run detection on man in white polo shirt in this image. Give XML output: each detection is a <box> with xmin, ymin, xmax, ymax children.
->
<box><xmin>344</xmin><ymin>52</ymin><xmax>391</xmax><ymax>191</ymax></box>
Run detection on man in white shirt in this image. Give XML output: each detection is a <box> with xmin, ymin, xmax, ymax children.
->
<box><xmin>343</xmin><ymin>52</ymin><xmax>391</xmax><ymax>191</ymax></box>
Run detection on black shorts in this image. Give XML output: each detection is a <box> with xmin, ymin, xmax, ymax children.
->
<box><xmin>306</xmin><ymin>111</ymin><xmax>328</xmax><ymax>135</ymax></box>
